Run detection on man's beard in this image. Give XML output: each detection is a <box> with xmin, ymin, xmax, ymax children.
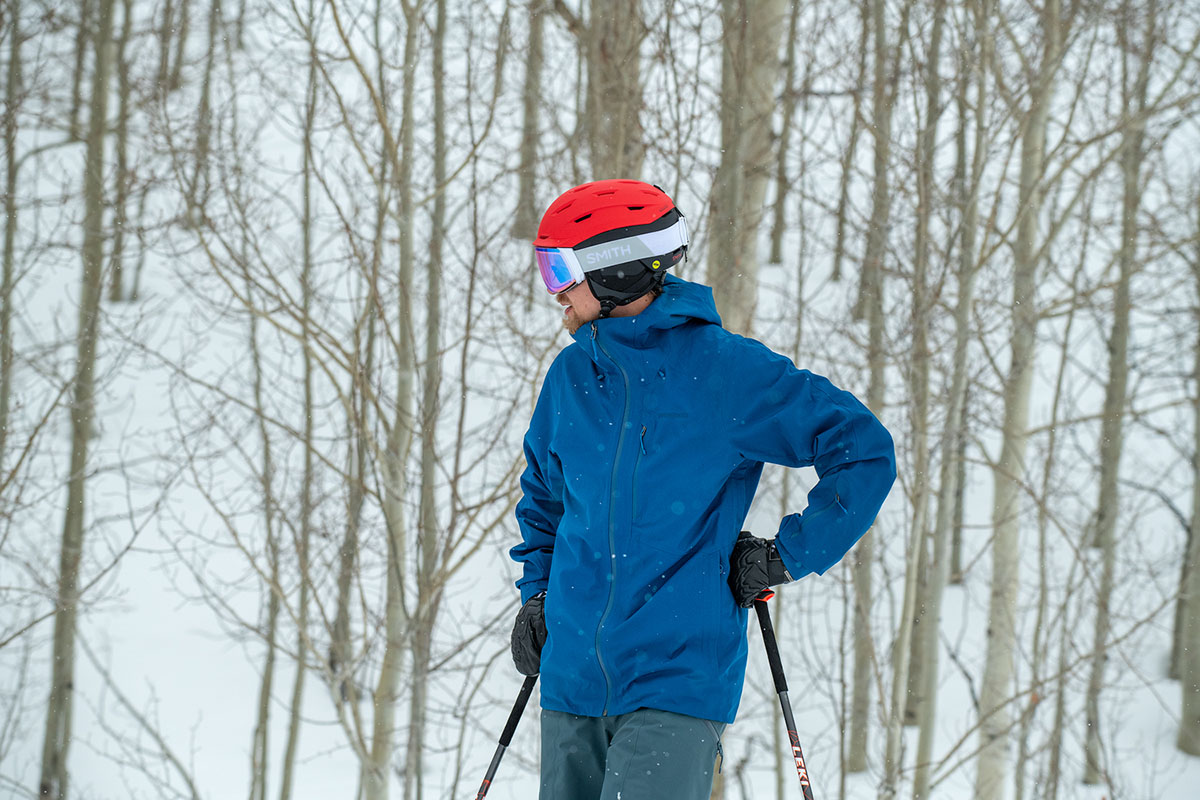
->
<box><xmin>561</xmin><ymin>305</ymin><xmax>599</xmax><ymax>335</ymax></box>
<box><xmin>562</xmin><ymin>309</ymin><xmax>585</xmax><ymax>335</ymax></box>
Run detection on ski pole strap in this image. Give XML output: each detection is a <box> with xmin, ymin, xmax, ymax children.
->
<box><xmin>754</xmin><ymin>598</ymin><xmax>788</xmax><ymax>694</ymax></box>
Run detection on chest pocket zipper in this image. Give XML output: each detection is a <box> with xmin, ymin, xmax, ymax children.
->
<box><xmin>632</xmin><ymin>426</ymin><xmax>647</xmax><ymax>522</ymax></box>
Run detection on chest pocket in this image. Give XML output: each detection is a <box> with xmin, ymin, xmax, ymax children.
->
<box><xmin>632</xmin><ymin>410</ymin><xmax>702</xmax><ymax>553</ymax></box>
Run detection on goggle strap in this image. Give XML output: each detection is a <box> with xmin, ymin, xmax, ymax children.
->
<box><xmin>571</xmin><ymin>217</ymin><xmax>689</xmax><ymax>274</ymax></box>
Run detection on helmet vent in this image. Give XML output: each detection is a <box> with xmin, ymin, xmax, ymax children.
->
<box><xmin>627</xmin><ymin>206</ymin><xmax>644</xmax><ymax>211</ymax></box>
<box><xmin>574</xmin><ymin>213</ymin><xmax>592</xmax><ymax>223</ymax></box>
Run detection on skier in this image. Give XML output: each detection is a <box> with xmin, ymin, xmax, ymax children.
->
<box><xmin>509</xmin><ymin>179</ymin><xmax>896</xmax><ymax>799</ymax></box>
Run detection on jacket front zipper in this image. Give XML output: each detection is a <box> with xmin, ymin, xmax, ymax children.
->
<box><xmin>592</xmin><ymin>324</ymin><xmax>633</xmax><ymax>716</ymax></box>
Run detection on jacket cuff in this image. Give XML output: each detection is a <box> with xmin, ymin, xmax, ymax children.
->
<box><xmin>519</xmin><ymin>579</ymin><xmax>549</xmax><ymax>605</ymax></box>
<box><xmin>773</xmin><ymin>517</ymin><xmax>813</xmax><ymax>581</ymax></box>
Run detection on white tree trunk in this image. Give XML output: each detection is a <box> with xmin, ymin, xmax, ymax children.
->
<box><xmin>584</xmin><ymin>0</ymin><xmax>645</xmax><ymax>178</ymax></box>
<box><xmin>767</xmin><ymin>0</ymin><xmax>802</xmax><ymax>266</ymax></box>
<box><xmin>279</xmin><ymin>7</ymin><xmax>319</xmax><ymax>795</ymax></box>
<box><xmin>404</xmin><ymin>2</ymin><xmax>446</xmax><ymax>798</ymax></box>
<box><xmin>168</xmin><ymin>0</ymin><xmax>191</xmax><ymax>92</ymax></box>
<box><xmin>108</xmin><ymin>0</ymin><xmax>132</xmax><ymax>301</ymax></box>
<box><xmin>39</xmin><ymin>1</ymin><xmax>115</xmax><ymax>796</ymax></box>
<box><xmin>707</xmin><ymin>0</ymin><xmax>788</xmax><ymax>335</ymax></box>
<box><xmin>1</xmin><ymin>0</ymin><xmax>20</xmax><ymax>470</ymax></box>
<box><xmin>1177</xmin><ymin>145</ymin><xmax>1200</xmax><ymax>759</ymax></box>
<box><xmin>975</xmin><ymin>3</ymin><xmax>1062</xmax><ymax>798</ymax></box>
<box><xmin>187</xmin><ymin>0</ymin><xmax>220</xmax><ymax>213</ymax></box>
<box><xmin>913</xmin><ymin>6</ymin><xmax>988</xmax><ymax>794</ymax></box>
<box><xmin>848</xmin><ymin>0</ymin><xmax>901</xmax><ymax>772</ymax></box>
<box><xmin>1083</xmin><ymin>1</ymin><xmax>1152</xmax><ymax>782</ymax></box>
<box><xmin>68</xmin><ymin>0</ymin><xmax>93</xmax><ymax>139</ymax></box>
<box><xmin>246</xmin><ymin>229</ymin><xmax>280</xmax><ymax>800</ymax></box>
<box><xmin>364</xmin><ymin>2</ymin><xmax>420</xmax><ymax>797</ymax></box>
<box><xmin>831</xmin><ymin>0</ymin><xmax>869</xmax><ymax>285</ymax></box>
<box><xmin>513</xmin><ymin>0</ymin><xmax>545</xmax><ymax>243</ymax></box>
<box><xmin>885</xmin><ymin>1</ymin><xmax>944</xmax><ymax>795</ymax></box>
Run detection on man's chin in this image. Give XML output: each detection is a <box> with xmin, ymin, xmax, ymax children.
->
<box><xmin>562</xmin><ymin>310</ymin><xmax>587</xmax><ymax>335</ymax></box>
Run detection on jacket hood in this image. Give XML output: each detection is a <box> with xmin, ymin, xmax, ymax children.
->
<box><xmin>648</xmin><ymin>274</ymin><xmax>723</xmax><ymax>329</ymax></box>
<box><xmin>569</xmin><ymin>275</ymin><xmax>722</xmax><ymax>351</ymax></box>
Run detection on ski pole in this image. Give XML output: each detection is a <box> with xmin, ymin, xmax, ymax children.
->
<box><xmin>754</xmin><ymin>595</ymin><xmax>815</xmax><ymax>800</ymax></box>
<box><xmin>475</xmin><ymin>674</ymin><xmax>538</xmax><ymax>799</ymax></box>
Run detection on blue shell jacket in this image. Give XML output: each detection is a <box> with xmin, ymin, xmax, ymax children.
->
<box><xmin>511</xmin><ymin>276</ymin><xmax>896</xmax><ymax>724</ymax></box>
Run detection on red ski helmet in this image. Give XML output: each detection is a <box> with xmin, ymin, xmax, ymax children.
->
<box><xmin>534</xmin><ymin>180</ymin><xmax>689</xmax><ymax>316</ymax></box>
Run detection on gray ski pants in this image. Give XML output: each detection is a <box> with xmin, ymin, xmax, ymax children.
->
<box><xmin>539</xmin><ymin>707</ymin><xmax>725</xmax><ymax>800</ymax></box>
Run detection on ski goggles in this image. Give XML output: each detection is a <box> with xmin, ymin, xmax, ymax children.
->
<box><xmin>535</xmin><ymin>215</ymin><xmax>689</xmax><ymax>294</ymax></box>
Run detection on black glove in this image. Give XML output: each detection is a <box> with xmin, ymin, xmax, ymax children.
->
<box><xmin>511</xmin><ymin>591</ymin><xmax>548</xmax><ymax>675</ymax></box>
<box><xmin>728</xmin><ymin>531</ymin><xmax>793</xmax><ymax>608</ymax></box>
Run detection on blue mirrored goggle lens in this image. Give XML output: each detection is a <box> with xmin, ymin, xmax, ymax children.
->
<box><xmin>535</xmin><ymin>248</ymin><xmax>577</xmax><ymax>293</ymax></box>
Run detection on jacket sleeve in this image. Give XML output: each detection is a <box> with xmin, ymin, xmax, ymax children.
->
<box><xmin>509</xmin><ymin>373</ymin><xmax>565</xmax><ymax>604</ymax></box>
<box><xmin>725</xmin><ymin>337</ymin><xmax>896</xmax><ymax>579</ymax></box>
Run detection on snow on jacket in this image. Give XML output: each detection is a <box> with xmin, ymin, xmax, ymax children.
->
<box><xmin>510</xmin><ymin>275</ymin><xmax>896</xmax><ymax>724</ymax></box>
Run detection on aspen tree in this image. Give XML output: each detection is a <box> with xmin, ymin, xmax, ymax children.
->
<box><xmin>38</xmin><ymin>1</ymin><xmax>115</xmax><ymax>796</ymax></box>
<box><xmin>901</xmin><ymin>0</ymin><xmax>946</xmax><ymax>725</ymax></box>
<box><xmin>912</xmin><ymin>4</ymin><xmax>991</xmax><ymax>796</ymax></box>
<box><xmin>551</xmin><ymin>0</ymin><xmax>647</xmax><ymax>177</ymax></box>
<box><xmin>69</xmin><ymin>0</ymin><xmax>93</xmax><ymax>139</ymax></box>
<box><xmin>848</xmin><ymin>0</ymin><xmax>910</xmax><ymax>773</ymax></box>
<box><xmin>1</xmin><ymin>0</ymin><xmax>19</xmax><ymax>470</ymax></box>
<box><xmin>1024</xmin><ymin>199</ymin><xmax>1092</xmax><ymax>800</ymax></box>
<box><xmin>157</xmin><ymin>0</ymin><xmax>175</xmax><ymax>93</ymax></box>
<box><xmin>278</xmin><ymin>3</ymin><xmax>319</xmax><ymax>796</ymax></box>
<box><xmin>405</xmin><ymin>1</ymin><xmax>447</xmax><ymax>797</ymax></box>
<box><xmin>950</xmin><ymin>402</ymin><xmax>968</xmax><ymax>585</ymax></box>
<box><xmin>234</xmin><ymin>0</ymin><xmax>247</xmax><ymax>48</ymax></box>
<box><xmin>188</xmin><ymin>0</ymin><xmax>222</xmax><ymax>214</ymax></box>
<box><xmin>1173</xmin><ymin>517</ymin><xmax>1192</xmax><ymax>681</ymax></box>
<box><xmin>707</xmin><ymin>0</ymin><xmax>788</xmax><ymax>335</ymax></box>
<box><xmin>1083</xmin><ymin>0</ymin><xmax>1155</xmax><ymax>782</ymax></box>
<box><xmin>975</xmin><ymin>2</ymin><xmax>1066</xmax><ymax>797</ymax></box>
<box><xmin>885</xmin><ymin>1</ymin><xmax>945</xmax><ymax>794</ymax></box>
<box><xmin>169</xmin><ymin>0</ymin><xmax>191</xmax><ymax>92</ymax></box>
<box><xmin>329</xmin><ymin>0</ymin><xmax>390</xmax><ymax>707</ymax></box>
<box><xmin>1180</xmin><ymin>187</ymin><xmax>1200</xmax><ymax>755</ymax></box>
<box><xmin>767</xmin><ymin>0</ymin><xmax>802</xmax><ymax>266</ymax></box>
<box><xmin>513</xmin><ymin>0</ymin><xmax>545</xmax><ymax>242</ymax></box>
<box><xmin>585</xmin><ymin>0</ymin><xmax>645</xmax><ymax>177</ymax></box>
<box><xmin>340</xmin><ymin>0</ymin><xmax>422</xmax><ymax>793</ymax></box>
<box><xmin>201</xmin><ymin>19</ymin><xmax>283</xmax><ymax>794</ymax></box>
<box><xmin>109</xmin><ymin>0</ymin><xmax>133</xmax><ymax>302</ymax></box>
<box><xmin>831</xmin><ymin>0</ymin><xmax>869</xmax><ymax>285</ymax></box>
<box><xmin>245</xmin><ymin>237</ymin><xmax>281</xmax><ymax>800</ymax></box>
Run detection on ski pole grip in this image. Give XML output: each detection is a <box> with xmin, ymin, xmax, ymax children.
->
<box><xmin>754</xmin><ymin>599</ymin><xmax>789</xmax><ymax>695</ymax></box>
<box><xmin>500</xmin><ymin>675</ymin><xmax>538</xmax><ymax>747</ymax></box>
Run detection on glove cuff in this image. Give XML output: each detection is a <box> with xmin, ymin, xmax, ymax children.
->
<box><xmin>767</xmin><ymin>542</ymin><xmax>793</xmax><ymax>584</ymax></box>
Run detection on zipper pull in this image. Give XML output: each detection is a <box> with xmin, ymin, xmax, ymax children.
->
<box><xmin>639</xmin><ymin>426</ymin><xmax>647</xmax><ymax>454</ymax></box>
<box><xmin>590</xmin><ymin>322</ymin><xmax>598</xmax><ymax>339</ymax></box>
